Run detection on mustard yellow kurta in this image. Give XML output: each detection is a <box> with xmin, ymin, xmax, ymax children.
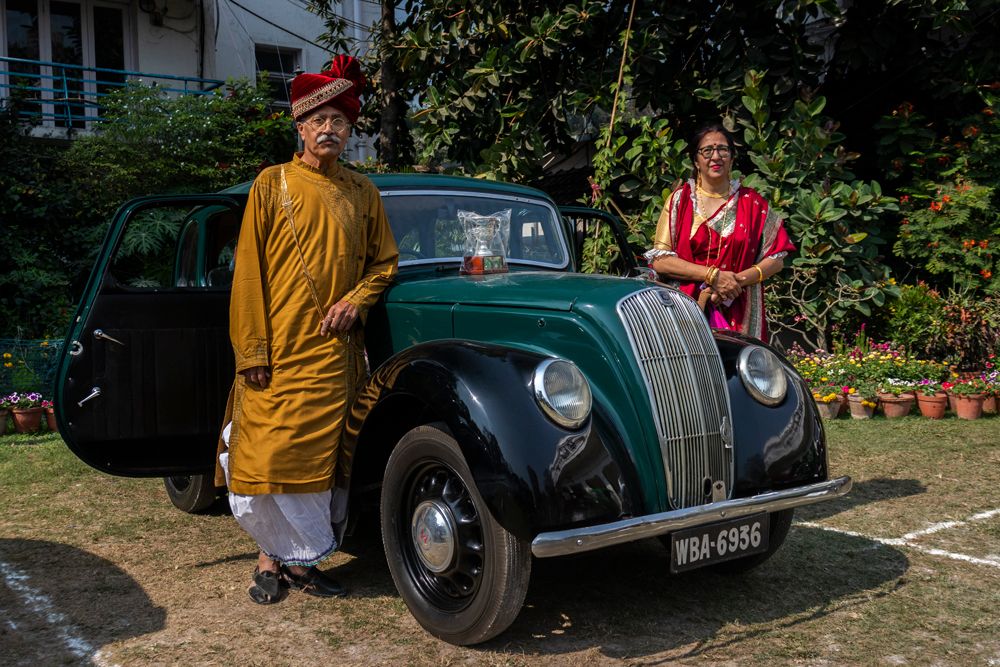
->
<box><xmin>226</xmin><ymin>154</ymin><xmax>398</xmax><ymax>495</ymax></box>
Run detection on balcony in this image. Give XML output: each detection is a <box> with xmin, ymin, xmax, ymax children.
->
<box><xmin>0</xmin><ymin>56</ymin><xmax>226</xmax><ymax>136</ymax></box>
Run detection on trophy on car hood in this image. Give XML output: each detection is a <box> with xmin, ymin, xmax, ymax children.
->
<box><xmin>458</xmin><ymin>209</ymin><xmax>511</xmax><ymax>275</ymax></box>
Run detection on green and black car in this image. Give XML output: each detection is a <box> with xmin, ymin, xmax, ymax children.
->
<box><xmin>56</xmin><ymin>174</ymin><xmax>851</xmax><ymax>645</ymax></box>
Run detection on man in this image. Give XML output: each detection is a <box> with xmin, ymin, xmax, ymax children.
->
<box><xmin>220</xmin><ymin>55</ymin><xmax>399</xmax><ymax>604</ymax></box>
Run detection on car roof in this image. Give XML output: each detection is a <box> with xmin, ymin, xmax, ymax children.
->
<box><xmin>220</xmin><ymin>172</ymin><xmax>554</xmax><ymax>201</ymax></box>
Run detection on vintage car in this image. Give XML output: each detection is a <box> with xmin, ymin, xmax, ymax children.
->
<box><xmin>55</xmin><ymin>173</ymin><xmax>851</xmax><ymax>645</ymax></box>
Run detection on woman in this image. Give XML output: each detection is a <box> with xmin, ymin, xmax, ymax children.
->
<box><xmin>645</xmin><ymin>124</ymin><xmax>795</xmax><ymax>340</ymax></box>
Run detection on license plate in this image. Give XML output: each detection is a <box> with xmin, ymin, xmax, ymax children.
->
<box><xmin>669</xmin><ymin>513</ymin><xmax>769</xmax><ymax>573</ymax></box>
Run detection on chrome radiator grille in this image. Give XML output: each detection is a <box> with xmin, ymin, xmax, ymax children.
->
<box><xmin>617</xmin><ymin>287</ymin><xmax>734</xmax><ymax>509</ymax></box>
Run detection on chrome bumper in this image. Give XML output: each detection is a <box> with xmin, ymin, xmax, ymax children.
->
<box><xmin>531</xmin><ymin>476</ymin><xmax>852</xmax><ymax>558</ymax></box>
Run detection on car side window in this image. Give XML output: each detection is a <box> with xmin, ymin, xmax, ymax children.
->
<box><xmin>109</xmin><ymin>206</ymin><xmax>188</xmax><ymax>289</ymax></box>
<box><xmin>108</xmin><ymin>203</ymin><xmax>241</xmax><ymax>290</ymax></box>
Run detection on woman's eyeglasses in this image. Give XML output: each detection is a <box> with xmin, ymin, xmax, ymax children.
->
<box><xmin>697</xmin><ymin>145</ymin><xmax>731</xmax><ymax>158</ymax></box>
<box><xmin>303</xmin><ymin>115</ymin><xmax>351</xmax><ymax>132</ymax></box>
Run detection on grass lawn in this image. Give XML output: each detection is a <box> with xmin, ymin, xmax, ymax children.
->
<box><xmin>0</xmin><ymin>417</ymin><xmax>998</xmax><ymax>666</ymax></box>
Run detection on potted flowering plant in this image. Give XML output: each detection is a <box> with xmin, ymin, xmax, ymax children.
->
<box><xmin>980</xmin><ymin>369</ymin><xmax>998</xmax><ymax>415</ymax></box>
<box><xmin>0</xmin><ymin>393</ymin><xmax>12</xmax><ymax>436</ymax></box>
<box><xmin>41</xmin><ymin>399</ymin><xmax>58</xmax><ymax>433</ymax></box>
<box><xmin>847</xmin><ymin>383</ymin><xmax>878</xmax><ymax>419</ymax></box>
<box><xmin>915</xmin><ymin>380</ymin><xmax>948</xmax><ymax>419</ymax></box>
<box><xmin>948</xmin><ymin>379</ymin><xmax>986</xmax><ymax>420</ymax></box>
<box><xmin>811</xmin><ymin>385</ymin><xmax>842</xmax><ymax>419</ymax></box>
<box><xmin>7</xmin><ymin>391</ymin><xmax>45</xmax><ymax>433</ymax></box>
<box><xmin>877</xmin><ymin>382</ymin><xmax>915</xmax><ymax>418</ymax></box>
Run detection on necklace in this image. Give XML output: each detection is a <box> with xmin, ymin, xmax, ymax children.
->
<box><xmin>696</xmin><ymin>183</ymin><xmax>729</xmax><ymax>199</ymax></box>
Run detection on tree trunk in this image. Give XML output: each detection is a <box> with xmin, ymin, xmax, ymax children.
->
<box><xmin>379</xmin><ymin>1</ymin><xmax>409</xmax><ymax>169</ymax></box>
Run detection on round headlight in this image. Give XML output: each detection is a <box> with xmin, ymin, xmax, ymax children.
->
<box><xmin>737</xmin><ymin>346</ymin><xmax>788</xmax><ymax>406</ymax></box>
<box><xmin>533</xmin><ymin>359</ymin><xmax>592</xmax><ymax>429</ymax></box>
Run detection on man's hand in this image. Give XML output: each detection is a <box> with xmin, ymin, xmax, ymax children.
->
<box><xmin>321</xmin><ymin>300</ymin><xmax>359</xmax><ymax>336</ymax></box>
<box><xmin>241</xmin><ymin>366</ymin><xmax>271</xmax><ymax>389</ymax></box>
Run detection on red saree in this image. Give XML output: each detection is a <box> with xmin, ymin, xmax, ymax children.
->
<box><xmin>648</xmin><ymin>180</ymin><xmax>795</xmax><ymax>340</ymax></box>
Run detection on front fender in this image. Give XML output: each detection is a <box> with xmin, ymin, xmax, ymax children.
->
<box><xmin>344</xmin><ymin>341</ymin><xmax>637</xmax><ymax>541</ymax></box>
<box><xmin>714</xmin><ymin>332</ymin><xmax>828</xmax><ymax>496</ymax></box>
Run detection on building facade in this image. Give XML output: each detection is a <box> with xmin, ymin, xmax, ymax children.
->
<box><xmin>1</xmin><ymin>0</ymin><xmax>378</xmax><ymax>158</ymax></box>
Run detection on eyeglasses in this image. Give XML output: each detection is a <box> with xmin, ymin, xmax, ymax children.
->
<box><xmin>697</xmin><ymin>144</ymin><xmax>732</xmax><ymax>158</ymax></box>
<box><xmin>302</xmin><ymin>115</ymin><xmax>351</xmax><ymax>132</ymax></box>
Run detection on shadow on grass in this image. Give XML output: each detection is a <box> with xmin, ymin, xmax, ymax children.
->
<box><xmin>797</xmin><ymin>477</ymin><xmax>927</xmax><ymax>522</ymax></box>
<box><xmin>484</xmin><ymin>525</ymin><xmax>908</xmax><ymax>659</ymax></box>
<box><xmin>0</xmin><ymin>538</ymin><xmax>166</xmax><ymax>665</ymax></box>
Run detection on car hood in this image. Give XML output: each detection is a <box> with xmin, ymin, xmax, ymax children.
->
<box><xmin>385</xmin><ymin>271</ymin><xmax>653</xmax><ymax>312</ymax></box>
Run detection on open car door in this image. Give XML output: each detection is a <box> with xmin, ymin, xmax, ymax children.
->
<box><xmin>56</xmin><ymin>195</ymin><xmax>244</xmax><ymax>477</ymax></box>
<box><xmin>560</xmin><ymin>205</ymin><xmax>645</xmax><ymax>277</ymax></box>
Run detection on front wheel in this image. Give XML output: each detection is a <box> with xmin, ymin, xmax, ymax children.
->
<box><xmin>381</xmin><ymin>424</ymin><xmax>531</xmax><ymax>645</ymax></box>
<box><xmin>163</xmin><ymin>474</ymin><xmax>218</xmax><ymax>513</ymax></box>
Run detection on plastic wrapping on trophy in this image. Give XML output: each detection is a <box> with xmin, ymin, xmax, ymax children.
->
<box><xmin>458</xmin><ymin>209</ymin><xmax>511</xmax><ymax>275</ymax></box>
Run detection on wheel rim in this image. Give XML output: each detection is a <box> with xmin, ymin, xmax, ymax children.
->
<box><xmin>400</xmin><ymin>460</ymin><xmax>485</xmax><ymax>611</ymax></box>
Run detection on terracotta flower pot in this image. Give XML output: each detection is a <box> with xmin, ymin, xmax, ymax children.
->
<box><xmin>847</xmin><ymin>395</ymin><xmax>875</xmax><ymax>419</ymax></box>
<box><xmin>880</xmin><ymin>395</ymin><xmax>914</xmax><ymax>418</ymax></box>
<box><xmin>983</xmin><ymin>395</ymin><xmax>998</xmax><ymax>415</ymax></box>
<box><xmin>951</xmin><ymin>393</ymin><xmax>985</xmax><ymax>420</ymax></box>
<box><xmin>45</xmin><ymin>407</ymin><xmax>58</xmax><ymax>433</ymax></box>
<box><xmin>916</xmin><ymin>392</ymin><xmax>948</xmax><ymax>419</ymax></box>
<box><xmin>11</xmin><ymin>407</ymin><xmax>44</xmax><ymax>433</ymax></box>
<box><xmin>815</xmin><ymin>400</ymin><xmax>840</xmax><ymax>419</ymax></box>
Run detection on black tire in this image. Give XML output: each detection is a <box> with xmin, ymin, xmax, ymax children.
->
<box><xmin>381</xmin><ymin>424</ymin><xmax>531</xmax><ymax>645</ymax></box>
<box><xmin>163</xmin><ymin>474</ymin><xmax>218</xmax><ymax>513</ymax></box>
<box><xmin>709</xmin><ymin>508</ymin><xmax>794</xmax><ymax>573</ymax></box>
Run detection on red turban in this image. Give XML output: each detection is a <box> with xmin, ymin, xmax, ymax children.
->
<box><xmin>290</xmin><ymin>55</ymin><xmax>366</xmax><ymax>123</ymax></box>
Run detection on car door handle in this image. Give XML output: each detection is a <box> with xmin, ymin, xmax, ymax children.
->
<box><xmin>93</xmin><ymin>329</ymin><xmax>125</xmax><ymax>346</ymax></box>
<box><xmin>77</xmin><ymin>387</ymin><xmax>102</xmax><ymax>407</ymax></box>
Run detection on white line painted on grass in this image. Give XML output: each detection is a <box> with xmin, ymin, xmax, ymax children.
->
<box><xmin>901</xmin><ymin>520</ymin><xmax>962</xmax><ymax>540</ymax></box>
<box><xmin>798</xmin><ymin>507</ymin><xmax>1000</xmax><ymax>570</ymax></box>
<box><xmin>0</xmin><ymin>559</ymin><xmax>119</xmax><ymax>666</ymax></box>
<box><xmin>901</xmin><ymin>507</ymin><xmax>1000</xmax><ymax>541</ymax></box>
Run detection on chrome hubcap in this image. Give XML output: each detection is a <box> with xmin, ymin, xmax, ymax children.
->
<box><xmin>411</xmin><ymin>500</ymin><xmax>457</xmax><ymax>573</ymax></box>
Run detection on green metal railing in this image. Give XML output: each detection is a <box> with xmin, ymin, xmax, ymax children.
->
<box><xmin>1</xmin><ymin>56</ymin><xmax>226</xmax><ymax>127</ymax></box>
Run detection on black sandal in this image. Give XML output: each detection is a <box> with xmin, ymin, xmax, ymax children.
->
<box><xmin>281</xmin><ymin>565</ymin><xmax>347</xmax><ymax>598</ymax></box>
<box><xmin>248</xmin><ymin>566</ymin><xmax>286</xmax><ymax>605</ymax></box>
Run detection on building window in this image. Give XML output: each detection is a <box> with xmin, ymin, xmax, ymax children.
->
<box><xmin>255</xmin><ymin>44</ymin><xmax>299</xmax><ymax>111</ymax></box>
<box><xmin>1</xmin><ymin>0</ymin><xmax>129</xmax><ymax>128</ymax></box>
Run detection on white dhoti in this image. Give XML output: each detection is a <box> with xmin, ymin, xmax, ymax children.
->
<box><xmin>220</xmin><ymin>423</ymin><xmax>348</xmax><ymax>566</ymax></box>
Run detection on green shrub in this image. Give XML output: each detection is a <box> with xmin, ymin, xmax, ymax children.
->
<box><xmin>885</xmin><ymin>283</ymin><xmax>948</xmax><ymax>359</ymax></box>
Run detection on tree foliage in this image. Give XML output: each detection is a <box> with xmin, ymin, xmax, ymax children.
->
<box><xmin>0</xmin><ymin>80</ymin><xmax>295</xmax><ymax>338</ymax></box>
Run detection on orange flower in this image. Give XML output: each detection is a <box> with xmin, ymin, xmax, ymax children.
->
<box><xmin>929</xmin><ymin>201</ymin><xmax>942</xmax><ymax>212</ymax></box>
<box><xmin>985</xmin><ymin>107</ymin><xmax>996</xmax><ymax>117</ymax></box>
<box><xmin>963</xmin><ymin>125</ymin><xmax>980</xmax><ymax>138</ymax></box>
<box><xmin>941</xmin><ymin>195</ymin><xmax>951</xmax><ymax>203</ymax></box>
<box><xmin>982</xmin><ymin>269</ymin><xmax>993</xmax><ymax>279</ymax></box>
<box><xmin>981</xmin><ymin>239</ymin><xmax>990</xmax><ymax>249</ymax></box>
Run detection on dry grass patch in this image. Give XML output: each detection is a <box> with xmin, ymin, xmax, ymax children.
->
<box><xmin>1</xmin><ymin>418</ymin><xmax>998</xmax><ymax>665</ymax></box>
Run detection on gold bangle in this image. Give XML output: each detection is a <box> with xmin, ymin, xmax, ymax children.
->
<box><xmin>707</xmin><ymin>266</ymin><xmax>719</xmax><ymax>286</ymax></box>
<box><xmin>752</xmin><ymin>264</ymin><xmax>764</xmax><ymax>284</ymax></box>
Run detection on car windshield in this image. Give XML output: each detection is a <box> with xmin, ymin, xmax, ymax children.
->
<box><xmin>381</xmin><ymin>191</ymin><xmax>569</xmax><ymax>269</ymax></box>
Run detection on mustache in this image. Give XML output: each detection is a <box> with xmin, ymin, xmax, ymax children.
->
<box><xmin>316</xmin><ymin>133</ymin><xmax>342</xmax><ymax>145</ymax></box>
